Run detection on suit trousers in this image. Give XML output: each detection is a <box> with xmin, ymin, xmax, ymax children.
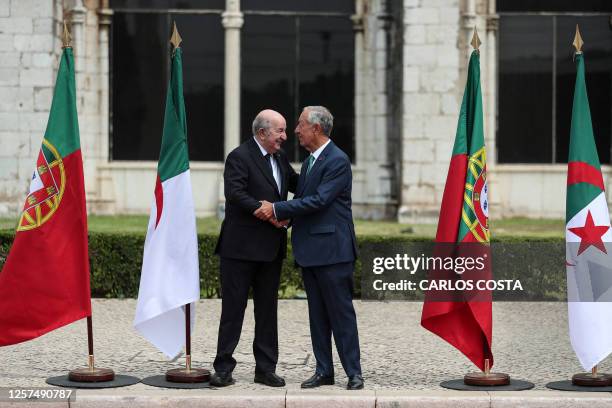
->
<box><xmin>214</xmin><ymin>256</ymin><xmax>282</xmax><ymax>374</ymax></box>
<box><xmin>302</xmin><ymin>262</ymin><xmax>362</xmax><ymax>377</ymax></box>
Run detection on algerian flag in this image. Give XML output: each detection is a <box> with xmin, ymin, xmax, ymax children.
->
<box><xmin>565</xmin><ymin>51</ymin><xmax>612</xmax><ymax>370</ymax></box>
<box><xmin>133</xmin><ymin>42</ymin><xmax>199</xmax><ymax>358</ymax></box>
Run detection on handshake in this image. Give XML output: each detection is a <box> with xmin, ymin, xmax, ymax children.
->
<box><xmin>253</xmin><ymin>200</ymin><xmax>289</xmax><ymax>229</ymax></box>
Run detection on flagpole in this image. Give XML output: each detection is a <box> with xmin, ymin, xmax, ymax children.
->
<box><xmin>165</xmin><ymin>302</ymin><xmax>209</xmax><ymax>383</ymax></box>
<box><xmin>87</xmin><ymin>316</ymin><xmax>94</xmax><ymax>370</ymax></box>
<box><xmin>68</xmin><ymin>314</ymin><xmax>115</xmax><ymax>382</ymax></box>
<box><xmin>185</xmin><ymin>303</ymin><xmax>191</xmax><ymax>372</ymax></box>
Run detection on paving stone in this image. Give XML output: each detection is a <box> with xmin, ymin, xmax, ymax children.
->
<box><xmin>0</xmin><ymin>300</ymin><xmax>607</xmax><ymax>393</ymax></box>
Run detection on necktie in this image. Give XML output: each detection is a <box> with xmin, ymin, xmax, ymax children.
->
<box><xmin>306</xmin><ymin>155</ymin><xmax>316</xmax><ymax>175</ymax></box>
<box><xmin>265</xmin><ymin>154</ymin><xmax>273</xmax><ymax>172</ymax></box>
<box><xmin>266</xmin><ymin>154</ymin><xmax>281</xmax><ymax>192</ymax></box>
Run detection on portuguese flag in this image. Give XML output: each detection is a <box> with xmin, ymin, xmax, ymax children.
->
<box><xmin>133</xmin><ymin>43</ymin><xmax>200</xmax><ymax>358</ymax></box>
<box><xmin>421</xmin><ymin>50</ymin><xmax>493</xmax><ymax>371</ymax></box>
<box><xmin>0</xmin><ymin>47</ymin><xmax>91</xmax><ymax>346</ymax></box>
<box><xmin>565</xmin><ymin>52</ymin><xmax>612</xmax><ymax>370</ymax></box>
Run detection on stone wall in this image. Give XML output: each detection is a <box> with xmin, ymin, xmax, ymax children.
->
<box><xmin>352</xmin><ymin>0</ymin><xmax>397</xmax><ymax>219</ymax></box>
<box><xmin>399</xmin><ymin>0</ymin><xmax>463</xmax><ymax>223</ymax></box>
<box><xmin>398</xmin><ymin>0</ymin><xmax>497</xmax><ymax>223</ymax></box>
<box><xmin>2</xmin><ymin>0</ymin><xmax>582</xmax><ymax>222</ymax></box>
<box><xmin>0</xmin><ymin>0</ymin><xmax>107</xmax><ymax>216</ymax></box>
<box><xmin>69</xmin><ymin>0</ymin><xmax>109</xmax><ymax>213</ymax></box>
<box><xmin>0</xmin><ymin>0</ymin><xmax>60</xmax><ymax>215</ymax></box>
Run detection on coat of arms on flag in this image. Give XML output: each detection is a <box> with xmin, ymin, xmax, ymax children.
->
<box><xmin>18</xmin><ymin>140</ymin><xmax>65</xmax><ymax>231</ymax></box>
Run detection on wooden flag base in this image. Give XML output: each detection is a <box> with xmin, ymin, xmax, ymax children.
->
<box><xmin>165</xmin><ymin>367</ymin><xmax>210</xmax><ymax>383</ymax></box>
<box><xmin>572</xmin><ymin>372</ymin><xmax>612</xmax><ymax>386</ymax></box>
<box><xmin>572</xmin><ymin>365</ymin><xmax>612</xmax><ymax>386</ymax></box>
<box><xmin>68</xmin><ymin>355</ymin><xmax>115</xmax><ymax>382</ymax></box>
<box><xmin>68</xmin><ymin>367</ymin><xmax>115</xmax><ymax>382</ymax></box>
<box><xmin>166</xmin><ymin>354</ymin><xmax>210</xmax><ymax>383</ymax></box>
<box><xmin>463</xmin><ymin>359</ymin><xmax>510</xmax><ymax>386</ymax></box>
<box><xmin>464</xmin><ymin>371</ymin><xmax>510</xmax><ymax>386</ymax></box>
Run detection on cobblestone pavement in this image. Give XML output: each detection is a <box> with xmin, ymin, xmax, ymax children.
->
<box><xmin>0</xmin><ymin>300</ymin><xmax>605</xmax><ymax>391</ymax></box>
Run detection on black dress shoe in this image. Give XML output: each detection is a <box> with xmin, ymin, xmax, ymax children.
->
<box><xmin>301</xmin><ymin>373</ymin><xmax>334</xmax><ymax>388</ymax></box>
<box><xmin>210</xmin><ymin>371</ymin><xmax>235</xmax><ymax>387</ymax></box>
<box><xmin>347</xmin><ymin>374</ymin><xmax>364</xmax><ymax>390</ymax></box>
<box><xmin>254</xmin><ymin>372</ymin><xmax>286</xmax><ymax>387</ymax></box>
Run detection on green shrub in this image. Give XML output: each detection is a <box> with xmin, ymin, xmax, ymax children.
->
<box><xmin>0</xmin><ymin>231</ymin><xmax>565</xmax><ymax>300</ymax></box>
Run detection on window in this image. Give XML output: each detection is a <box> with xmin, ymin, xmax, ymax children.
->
<box><xmin>241</xmin><ymin>8</ymin><xmax>355</xmax><ymax>162</ymax></box>
<box><xmin>109</xmin><ymin>1</ymin><xmax>356</xmax><ymax>162</ymax></box>
<box><xmin>497</xmin><ymin>1</ymin><xmax>612</xmax><ymax>13</ymax></box>
<box><xmin>497</xmin><ymin>4</ymin><xmax>612</xmax><ymax>164</ymax></box>
<box><xmin>110</xmin><ymin>2</ymin><xmax>224</xmax><ymax>161</ymax></box>
<box><xmin>241</xmin><ymin>0</ymin><xmax>353</xmax><ymax>13</ymax></box>
<box><xmin>110</xmin><ymin>0</ymin><xmax>224</xmax><ymax>10</ymax></box>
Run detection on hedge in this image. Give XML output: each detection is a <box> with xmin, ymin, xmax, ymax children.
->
<box><xmin>0</xmin><ymin>231</ymin><xmax>566</xmax><ymax>300</ymax></box>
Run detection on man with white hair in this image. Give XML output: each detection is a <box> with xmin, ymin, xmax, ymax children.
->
<box><xmin>255</xmin><ymin>106</ymin><xmax>363</xmax><ymax>390</ymax></box>
<box><xmin>212</xmin><ymin>109</ymin><xmax>298</xmax><ymax>387</ymax></box>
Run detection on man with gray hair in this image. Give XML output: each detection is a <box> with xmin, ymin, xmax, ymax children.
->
<box><xmin>212</xmin><ymin>109</ymin><xmax>298</xmax><ymax>387</ymax></box>
<box><xmin>255</xmin><ymin>106</ymin><xmax>363</xmax><ymax>390</ymax></box>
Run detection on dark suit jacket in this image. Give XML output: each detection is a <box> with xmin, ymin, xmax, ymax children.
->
<box><xmin>274</xmin><ymin>141</ymin><xmax>358</xmax><ymax>267</ymax></box>
<box><xmin>215</xmin><ymin>137</ymin><xmax>298</xmax><ymax>262</ymax></box>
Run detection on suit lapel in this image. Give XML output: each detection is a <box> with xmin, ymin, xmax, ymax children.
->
<box><xmin>247</xmin><ymin>138</ymin><xmax>280</xmax><ymax>197</ymax></box>
<box><xmin>299</xmin><ymin>141</ymin><xmax>334</xmax><ymax>194</ymax></box>
<box><xmin>296</xmin><ymin>157</ymin><xmax>310</xmax><ymax>197</ymax></box>
<box><xmin>275</xmin><ymin>152</ymin><xmax>285</xmax><ymax>197</ymax></box>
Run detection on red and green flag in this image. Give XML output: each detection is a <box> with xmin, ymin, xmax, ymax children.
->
<box><xmin>0</xmin><ymin>46</ymin><xmax>91</xmax><ymax>346</ymax></box>
<box><xmin>133</xmin><ymin>35</ymin><xmax>200</xmax><ymax>358</ymax></box>
<box><xmin>565</xmin><ymin>50</ymin><xmax>612</xmax><ymax>370</ymax></box>
<box><xmin>421</xmin><ymin>50</ymin><xmax>493</xmax><ymax>371</ymax></box>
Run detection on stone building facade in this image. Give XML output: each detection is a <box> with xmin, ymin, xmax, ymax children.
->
<box><xmin>1</xmin><ymin>0</ymin><xmax>611</xmax><ymax>221</ymax></box>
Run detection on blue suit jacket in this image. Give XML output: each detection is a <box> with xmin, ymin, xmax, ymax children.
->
<box><xmin>274</xmin><ymin>141</ymin><xmax>358</xmax><ymax>267</ymax></box>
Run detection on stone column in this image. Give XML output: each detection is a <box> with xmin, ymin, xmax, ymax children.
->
<box><xmin>222</xmin><ymin>0</ymin><xmax>243</xmax><ymax>157</ymax></box>
<box><xmin>352</xmin><ymin>0</ymin><xmax>365</xmax><ymax>166</ymax></box>
<box><xmin>484</xmin><ymin>0</ymin><xmax>499</xmax><ymax>214</ymax></box>
<box><xmin>97</xmin><ymin>3</ymin><xmax>111</xmax><ymax>165</ymax></box>
<box><xmin>462</xmin><ymin>0</ymin><xmax>476</xmax><ymax>60</ymax></box>
<box><xmin>485</xmin><ymin>2</ymin><xmax>498</xmax><ymax>165</ymax></box>
<box><xmin>69</xmin><ymin>1</ymin><xmax>87</xmax><ymax>73</ymax></box>
<box><xmin>93</xmin><ymin>1</ymin><xmax>115</xmax><ymax>213</ymax></box>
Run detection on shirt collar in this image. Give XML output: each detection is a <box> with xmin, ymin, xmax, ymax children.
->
<box><xmin>310</xmin><ymin>138</ymin><xmax>331</xmax><ymax>160</ymax></box>
<box><xmin>253</xmin><ymin>136</ymin><xmax>269</xmax><ymax>156</ymax></box>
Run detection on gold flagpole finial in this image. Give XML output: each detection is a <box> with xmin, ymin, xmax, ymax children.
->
<box><xmin>170</xmin><ymin>21</ymin><xmax>182</xmax><ymax>50</ymax></box>
<box><xmin>62</xmin><ymin>21</ymin><xmax>72</xmax><ymax>48</ymax></box>
<box><xmin>573</xmin><ymin>24</ymin><xmax>584</xmax><ymax>54</ymax></box>
<box><xmin>471</xmin><ymin>26</ymin><xmax>482</xmax><ymax>51</ymax></box>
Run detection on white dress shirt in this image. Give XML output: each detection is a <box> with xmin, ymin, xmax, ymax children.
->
<box><xmin>310</xmin><ymin>138</ymin><xmax>331</xmax><ymax>162</ymax></box>
<box><xmin>253</xmin><ymin>137</ymin><xmax>281</xmax><ymax>194</ymax></box>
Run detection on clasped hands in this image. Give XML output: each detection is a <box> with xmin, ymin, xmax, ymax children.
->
<box><xmin>253</xmin><ymin>200</ymin><xmax>288</xmax><ymax>228</ymax></box>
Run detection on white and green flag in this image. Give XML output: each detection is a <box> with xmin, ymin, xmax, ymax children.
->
<box><xmin>133</xmin><ymin>43</ymin><xmax>199</xmax><ymax>358</ymax></box>
<box><xmin>565</xmin><ymin>51</ymin><xmax>612</xmax><ymax>370</ymax></box>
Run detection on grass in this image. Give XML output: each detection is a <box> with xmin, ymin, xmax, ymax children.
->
<box><xmin>0</xmin><ymin>215</ymin><xmax>565</xmax><ymax>238</ymax></box>
<box><xmin>0</xmin><ymin>215</ymin><xmax>220</xmax><ymax>234</ymax></box>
